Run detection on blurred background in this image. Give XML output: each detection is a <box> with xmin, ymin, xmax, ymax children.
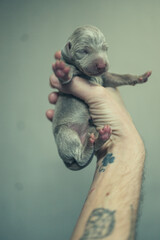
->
<box><xmin>0</xmin><ymin>0</ymin><xmax>160</xmax><ymax>239</ymax></box>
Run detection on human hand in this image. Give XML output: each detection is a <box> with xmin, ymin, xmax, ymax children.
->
<box><xmin>47</xmin><ymin>52</ymin><xmax>143</xmax><ymax>158</ymax></box>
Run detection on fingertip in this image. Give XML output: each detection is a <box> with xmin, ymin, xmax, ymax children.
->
<box><xmin>46</xmin><ymin>109</ymin><xmax>54</xmax><ymax>122</ymax></box>
<box><xmin>48</xmin><ymin>92</ymin><xmax>59</xmax><ymax>104</ymax></box>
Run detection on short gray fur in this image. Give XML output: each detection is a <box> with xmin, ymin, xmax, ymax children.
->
<box><xmin>52</xmin><ymin>25</ymin><xmax>150</xmax><ymax>170</ymax></box>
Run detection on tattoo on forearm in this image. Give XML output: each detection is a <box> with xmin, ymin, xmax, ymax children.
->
<box><xmin>98</xmin><ymin>153</ymin><xmax>115</xmax><ymax>172</ymax></box>
<box><xmin>127</xmin><ymin>205</ymin><xmax>135</xmax><ymax>240</ymax></box>
<box><xmin>80</xmin><ymin>208</ymin><xmax>116</xmax><ymax>240</ymax></box>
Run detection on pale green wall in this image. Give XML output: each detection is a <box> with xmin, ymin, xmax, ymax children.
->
<box><xmin>0</xmin><ymin>0</ymin><xmax>160</xmax><ymax>239</ymax></box>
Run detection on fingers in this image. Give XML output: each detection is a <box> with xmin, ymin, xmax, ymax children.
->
<box><xmin>48</xmin><ymin>92</ymin><xmax>59</xmax><ymax>104</ymax></box>
<box><xmin>49</xmin><ymin>73</ymin><xmax>63</xmax><ymax>91</ymax></box>
<box><xmin>46</xmin><ymin>109</ymin><xmax>54</xmax><ymax>122</ymax></box>
<box><xmin>46</xmin><ymin>51</ymin><xmax>62</xmax><ymax>122</ymax></box>
<box><xmin>46</xmin><ymin>92</ymin><xmax>59</xmax><ymax>121</ymax></box>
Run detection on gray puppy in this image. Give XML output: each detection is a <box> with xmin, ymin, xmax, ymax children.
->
<box><xmin>52</xmin><ymin>25</ymin><xmax>151</xmax><ymax>171</ymax></box>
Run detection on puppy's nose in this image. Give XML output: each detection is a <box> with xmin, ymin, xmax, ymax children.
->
<box><xmin>96</xmin><ymin>60</ymin><xmax>107</xmax><ymax>71</ymax></box>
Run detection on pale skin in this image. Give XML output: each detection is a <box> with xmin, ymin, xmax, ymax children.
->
<box><xmin>46</xmin><ymin>52</ymin><xmax>145</xmax><ymax>240</ymax></box>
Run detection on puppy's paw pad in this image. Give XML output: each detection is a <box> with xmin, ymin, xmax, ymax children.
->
<box><xmin>99</xmin><ymin>125</ymin><xmax>112</xmax><ymax>141</ymax></box>
<box><xmin>89</xmin><ymin>133</ymin><xmax>96</xmax><ymax>144</ymax></box>
<box><xmin>52</xmin><ymin>61</ymin><xmax>71</xmax><ymax>82</ymax></box>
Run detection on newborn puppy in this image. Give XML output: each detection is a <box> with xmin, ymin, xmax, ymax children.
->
<box><xmin>53</xmin><ymin>25</ymin><xmax>151</xmax><ymax>170</ymax></box>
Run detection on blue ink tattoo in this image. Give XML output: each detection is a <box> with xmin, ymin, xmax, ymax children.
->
<box><xmin>80</xmin><ymin>208</ymin><xmax>116</xmax><ymax>240</ymax></box>
<box><xmin>99</xmin><ymin>153</ymin><xmax>115</xmax><ymax>172</ymax></box>
<box><xmin>127</xmin><ymin>205</ymin><xmax>135</xmax><ymax>240</ymax></box>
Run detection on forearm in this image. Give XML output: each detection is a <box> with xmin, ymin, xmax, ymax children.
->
<box><xmin>71</xmin><ymin>131</ymin><xmax>145</xmax><ymax>240</ymax></box>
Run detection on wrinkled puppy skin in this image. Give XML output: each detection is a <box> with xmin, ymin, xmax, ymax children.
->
<box><xmin>52</xmin><ymin>25</ymin><xmax>152</xmax><ymax>170</ymax></box>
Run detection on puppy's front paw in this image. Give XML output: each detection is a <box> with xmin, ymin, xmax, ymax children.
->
<box><xmin>131</xmin><ymin>71</ymin><xmax>152</xmax><ymax>86</ymax></box>
<box><xmin>52</xmin><ymin>61</ymin><xmax>72</xmax><ymax>84</ymax></box>
<box><xmin>138</xmin><ymin>71</ymin><xmax>152</xmax><ymax>83</ymax></box>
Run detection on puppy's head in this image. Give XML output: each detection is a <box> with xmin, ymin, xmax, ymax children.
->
<box><xmin>62</xmin><ymin>25</ymin><xmax>109</xmax><ymax>76</ymax></box>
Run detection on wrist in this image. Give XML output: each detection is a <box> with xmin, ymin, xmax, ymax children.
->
<box><xmin>96</xmin><ymin>122</ymin><xmax>145</xmax><ymax>163</ymax></box>
<box><xmin>94</xmin><ymin>125</ymin><xmax>145</xmax><ymax>192</ymax></box>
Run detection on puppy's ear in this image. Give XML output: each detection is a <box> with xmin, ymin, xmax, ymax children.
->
<box><xmin>61</xmin><ymin>42</ymin><xmax>73</xmax><ymax>62</ymax></box>
<box><xmin>67</xmin><ymin>42</ymin><xmax>72</xmax><ymax>50</ymax></box>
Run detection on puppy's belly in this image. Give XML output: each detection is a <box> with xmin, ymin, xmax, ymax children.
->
<box><xmin>68</xmin><ymin>122</ymin><xmax>89</xmax><ymax>144</ymax></box>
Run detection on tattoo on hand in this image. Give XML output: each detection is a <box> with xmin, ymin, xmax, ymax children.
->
<box><xmin>80</xmin><ymin>208</ymin><xmax>116</xmax><ymax>240</ymax></box>
<box><xmin>98</xmin><ymin>153</ymin><xmax>115</xmax><ymax>172</ymax></box>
